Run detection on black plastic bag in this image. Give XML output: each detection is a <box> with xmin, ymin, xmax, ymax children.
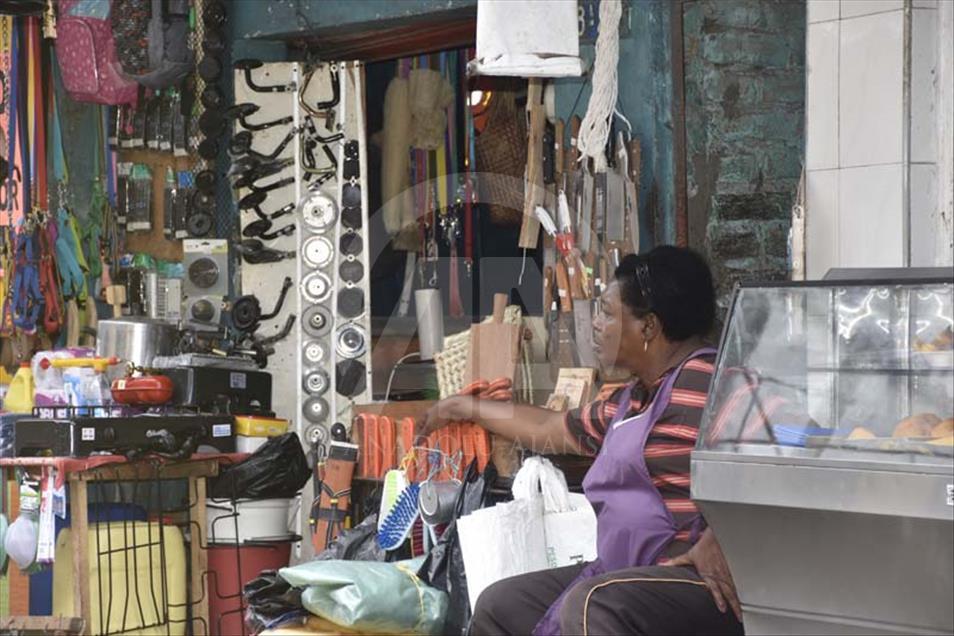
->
<box><xmin>417</xmin><ymin>460</ymin><xmax>498</xmax><ymax>636</ymax></box>
<box><xmin>243</xmin><ymin>569</ymin><xmax>307</xmax><ymax>634</ymax></box>
<box><xmin>315</xmin><ymin>514</ymin><xmax>388</xmax><ymax>562</ymax></box>
<box><xmin>210</xmin><ymin>433</ymin><xmax>310</xmax><ymax>499</ymax></box>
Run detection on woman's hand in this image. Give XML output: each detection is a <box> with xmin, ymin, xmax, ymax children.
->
<box><xmin>662</xmin><ymin>527</ymin><xmax>742</xmax><ymax>622</ymax></box>
<box><xmin>415</xmin><ymin>396</ymin><xmax>465</xmax><ymax>444</ymax></box>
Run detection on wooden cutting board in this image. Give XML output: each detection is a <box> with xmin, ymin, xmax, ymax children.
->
<box><xmin>466</xmin><ymin>293</ymin><xmax>521</xmax><ymax>384</ymax></box>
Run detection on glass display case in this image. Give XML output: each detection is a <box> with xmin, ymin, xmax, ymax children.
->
<box><xmin>699</xmin><ymin>276</ymin><xmax>953</xmax><ymax>466</ymax></box>
<box><xmin>692</xmin><ymin>270</ymin><xmax>953</xmax><ymax>636</ymax></box>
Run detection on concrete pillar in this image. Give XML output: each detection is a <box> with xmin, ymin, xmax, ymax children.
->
<box><xmin>804</xmin><ymin>0</ymin><xmax>954</xmax><ymax>278</ymax></box>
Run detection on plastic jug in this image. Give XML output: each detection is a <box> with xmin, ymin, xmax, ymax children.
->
<box><xmin>4</xmin><ymin>363</ymin><xmax>35</xmax><ymax>414</ymax></box>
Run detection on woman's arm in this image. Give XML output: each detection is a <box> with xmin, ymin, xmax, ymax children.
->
<box><xmin>418</xmin><ymin>395</ymin><xmax>586</xmax><ymax>455</ymax></box>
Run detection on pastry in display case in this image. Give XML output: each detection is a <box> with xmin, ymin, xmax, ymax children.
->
<box><xmin>692</xmin><ymin>268</ymin><xmax>953</xmax><ymax>636</ymax></box>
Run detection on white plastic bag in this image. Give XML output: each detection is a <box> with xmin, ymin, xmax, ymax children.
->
<box><xmin>514</xmin><ymin>457</ymin><xmax>597</xmax><ymax>569</ymax></box>
<box><xmin>457</xmin><ymin>497</ymin><xmax>546</xmax><ymax>611</ymax></box>
<box><xmin>471</xmin><ymin>0</ymin><xmax>583</xmax><ymax>77</ymax></box>
<box><xmin>457</xmin><ymin>457</ymin><xmax>597</xmax><ymax>610</ymax></box>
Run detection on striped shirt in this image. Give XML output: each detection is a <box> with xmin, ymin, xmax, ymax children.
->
<box><xmin>564</xmin><ymin>352</ymin><xmax>717</xmax><ymax>561</ymax></box>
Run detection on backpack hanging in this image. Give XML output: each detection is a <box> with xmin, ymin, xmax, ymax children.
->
<box><xmin>55</xmin><ymin>0</ymin><xmax>139</xmax><ymax>104</ymax></box>
<box><xmin>112</xmin><ymin>0</ymin><xmax>193</xmax><ymax>90</ymax></box>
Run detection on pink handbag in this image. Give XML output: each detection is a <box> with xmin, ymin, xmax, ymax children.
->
<box><xmin>55</xmin><ymin>0</ymin><xmax>139</xmax><ymax>105</ymax></box>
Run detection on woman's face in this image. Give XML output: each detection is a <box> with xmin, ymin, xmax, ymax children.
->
<box><xmin>592</xmin><ymin>281</ymin><xmax>645</xmax><ymax>372</ymax></box>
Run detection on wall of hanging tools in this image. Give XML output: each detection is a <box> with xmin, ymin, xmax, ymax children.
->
<box><xmin>233</xmin><ymin>60</ymin><xmax>372</xmax><ymax>557</ymax></box>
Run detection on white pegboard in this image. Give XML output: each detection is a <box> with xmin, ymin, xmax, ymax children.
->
<box><xmin>234</xmin><ymin>62</ymin><xmax>303</xmax><ymax>432</ymax></box>
<box><xmin>236</xmin><ymin>61</ymin><xmax>372</xmax><ymax>562</ymax></box>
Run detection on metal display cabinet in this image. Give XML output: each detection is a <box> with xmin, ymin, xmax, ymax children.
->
<box><xmin>693</xmin><ymin>269</ymin><xmax>954</xmax><ymax>635</ymax></box>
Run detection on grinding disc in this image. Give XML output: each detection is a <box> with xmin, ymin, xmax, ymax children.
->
<box><xmin>190</xmin><ymin>298</ymin><xmax>217</xmax><ymax>322</ymax></box>
<box><xmin>303</xmin><ymin>369</ymin><xmax>330</xmax><ymax>395</ymax></box>
<box><xmin>299</xmin><ymin>189</ymin><xmax>337</xmax><ymax>232</ymax></box>
<box><xmin>192</xmin><ymin>189</ymin><xmax>215</xmax><ymax>212</ymax></box>
<box><xmin>304</xmin><ymin>423</ymin><xmax>328</xmax><ymax>446</ymax></box>
<box><xmin>187</xmin><ymin>213</ymin><xmax>213</xmax><ymax>237</ymax></box>
<box><xmin>203</xmin><ymin>0</ymin><xmax>227</xmax><ymax>27</ymax></box>
<box><xmin>335</xmin><ymin>359</ymin><xmax>366</xmax><ymax>397</ymax></box>
<box><xmin>302</xmin><ymin>396</ymin><xmax>329</xmax><ymax>423</ymax></box>
<box><xmin>341</xmin><ymin>182</ymin><xmax>361</xmax><ymax>208</ymax></box>
<box><xmin>338</xmin><ymin>260</ymin><xmax>364</xmax><ymax>284</ymax></box>
<box><xmin>340</xmin><ymin>206</ymin><xmax>362</xmax><ymax>230</ymax></box>
<box><xmin>188</xmin><ymin>257</ymin><xmax>220</xmax><ymax>289</ymax></box>
<box><xmin>339</xmin><ymin>232</ymin><xmax>362</xmax><ymax>256</ymax></box>
<box><xmin>199</xmin><ymin>109</ymin><xmax>226</xmax><ymax>137</ymax></box>
<box><xmin>195</xmin><ymin>169</ymin><xmax>216</xmax><ymax>194</ymax></box>
<box><xmin>198</xmin><ymin>138</ymin><xmax>219</xmax><ymax>160</ymax></box>
<box><xmin>335</xmin><ymin>324</ymin><xmax>366</xmax><ymax>359</ymax></box>
<box><xmin>301</xmin><ymin>271</ymin><xmax>332</xmax><ymax>303</ymax></box>
<box><xmin>303</xmin><ymin>340</ymin><xmax>327</xmax><ymax>365</ymax></box>
<box><xmin>337</xmin><ymin>288</ymin><xmax>364</xmax><ymax>319</ymax></box>
<box><xmin>198</xmin><ymin>55</ymin><xmax>223</xmax><ymax>82</ymax></box>
<box><xmin>302</xmin><ymin>236</ymin><xmax>334</xmax><ymax>269</ymax></box>
<box><xmin>201</xmin><ymin>85</ymin><xmax>225</xmax><ymax>110</ymax></box>
<box><xmin>302</xmin><ymin>305</ymin><xmax>331</xmax><ymax>338</ymax></box>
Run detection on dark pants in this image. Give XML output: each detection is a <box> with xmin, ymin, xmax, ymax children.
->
<box><xmin>470</xmin><ymin>565</ymin><xmax>744</xmax><ymax>636</ymax></box>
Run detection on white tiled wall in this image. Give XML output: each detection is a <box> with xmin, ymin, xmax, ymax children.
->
<box><xmin>806</xmin><ymin>21</ymin><xmax>839</xmax><ymax>170</ymax></box>
<box><xmin>910</xmin><ymin>7</ymin><xmax>938</xmax><ymax>164</ymax></box>
<box><xmin>910</xmin><ymin>163</ymin><xmax>939</xmax><ymax>265</ymax></box>
<box><xmin>838</xmin><ymin>164</ymin><xmax>905</xmax><ymax>266</ymax></box>
<box><xmin>808</xmin><ymin>0</ymin><xmax>840</xmax><ymax>23</ymax></box>
<box><xmin>840</xmin><ymin>0</ymin><xmax>904</xmax><ymax>19</ymax></box>
<box><xmin>805</xmin><ymin>0</ymin><xmax>951</xmax><ymax>273</ymax></box>
<box><xmin>806</xmin><ymin>170</ymin><xmax>839</xmax><ymax>278</ymax></box>
<box><xmin>838</xmin><ymin>11</ymin><xmax>904</xmax><ymax>167</ymax></box>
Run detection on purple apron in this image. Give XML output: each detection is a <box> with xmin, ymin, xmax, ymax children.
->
<box><xmin>532</xmin><ymin>347</ymin><xmax>716</xmax><ymax>636</ymax></box>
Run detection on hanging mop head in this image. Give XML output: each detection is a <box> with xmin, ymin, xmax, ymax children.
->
<box><xmin>377</xmin><ymin>482</ymin><xmax>421</xmax><ymax>551</ymax></box>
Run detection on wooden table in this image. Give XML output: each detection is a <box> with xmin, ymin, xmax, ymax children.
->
<box><xmin>0</xmin><ymin>455</ymin><xmax>228</xmax><ymax>635</ymax></box>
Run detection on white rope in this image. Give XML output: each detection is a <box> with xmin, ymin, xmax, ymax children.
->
<box><xmin>577</xmin><ymin>0</ymin><xmax>623</xmax><ymax>173</ymax></box>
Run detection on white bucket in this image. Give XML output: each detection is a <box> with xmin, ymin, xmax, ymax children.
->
<box><xmin>206</xmin><ymin>498</ymin><xmax>294</xmax><ymax>544</ymax></box>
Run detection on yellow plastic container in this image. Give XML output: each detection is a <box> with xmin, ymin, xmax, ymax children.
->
<box><xmin>234</xmin><ymin>415</ymin><xmax>289</xmax><ymax>437</ymax></box>
<box><xmin>53</xmin><ymin>522</ymin><xmax>187</xmax><ymax>635</ymax></box>
<box><xmin>4</xmin><ymin>362</ymin><xmax>34</xmax><ymax>413</ymax></box>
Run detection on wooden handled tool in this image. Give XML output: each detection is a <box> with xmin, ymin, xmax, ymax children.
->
<box><xmin>520</xmin><ymin>79</ymin><xmax>546</xmax><ymax>249</ymax></box>
<box><xmin>555</xmin><ymin>261</ymin><xmax>573</xmax><ymax>313</ymax></box>
<box><xmin>466</xmin><ymin>293</ymin><xmax>521</xmax><ymax>384</ymax></box>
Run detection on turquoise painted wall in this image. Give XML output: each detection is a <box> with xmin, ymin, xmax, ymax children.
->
<box><xmin>553</xmin><ymin>0</ymin><xmax>675</xmax><ymax>250</ymax></box>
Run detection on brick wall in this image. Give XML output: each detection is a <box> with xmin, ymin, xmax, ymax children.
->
<box><xmin>683</xmin><ymin>0</ymin><xmax>806</xmax><ymax>313</ymax></box>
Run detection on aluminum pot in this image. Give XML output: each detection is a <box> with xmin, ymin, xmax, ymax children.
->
<box><xmin>96</xmin><ymin>317</ymin><xmax>178</xmax><ymax>368</ymax></box>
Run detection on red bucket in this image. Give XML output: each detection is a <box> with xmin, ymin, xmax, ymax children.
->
<box><xmin>207</xmin><ymin>541</ymin><xmax>292</xmax><ymax>635</ymax></box>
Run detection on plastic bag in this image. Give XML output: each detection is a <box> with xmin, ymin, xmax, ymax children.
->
<box><xmin>315</xmin><ymin>514</ymin><xmax>387</xmax><ymax>562</ymax></box>
<box><xmin>210</xmin><ymin>433</ymin><xmax>310</xmax><ymax>500</ymax></box>
<box><xmin>243</xmin><ymin>569</ymin><xmax>307</xmax><ymax>634</ymax></box>
<box><xmin>417</xmin><ymin>460</ymin><xmax>497</xmax><ymax>636</ymax></box>
<box><xmin>280</xmin><ymin>557</ymin><xmax>448</xmax><ymax>635</ymax></box>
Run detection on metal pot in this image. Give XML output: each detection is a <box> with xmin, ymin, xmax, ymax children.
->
<box><xmin>96</xmin><ymin>317</ymin><xmax>178</xmax><ymax>368</ymax></box>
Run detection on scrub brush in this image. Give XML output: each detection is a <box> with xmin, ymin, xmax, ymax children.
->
<box><xmin>377</xmin><ymin>469</ymin><xmax>408</xmax><ymax>532</ymax></box>
<box><xmin>377</xmin><ymin>482</ymin><xmax>421</xmax><ymax>551</ymax></box>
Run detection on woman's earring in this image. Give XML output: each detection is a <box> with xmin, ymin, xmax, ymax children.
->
<box><xmin>643</xmin><ymin>340</ymin><xmax>649</xmax><ymax>352</ymax></box>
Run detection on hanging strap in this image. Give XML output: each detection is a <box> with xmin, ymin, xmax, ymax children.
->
<box><xmin>12</xmin><ymin>229</ymin><xmax>42</xmax><ymax>333</ymax></box>
<box><xmin>49</xmin><ymin>51</ymin><xmax>68</xmax><ymax>185</ymax></box>
<box><xmin>38</xmin><ymin>219</ymin><xmax>61</xmax><ymax>334</ymax></box>
<box><xmin>54</xmin><ymin>208</ymin><xmax>85</xmax><ymax>300</ymax></box>
<box><xmin>31</xmin><ymin>18</ymin><xmax>47</xmax><ymax>213</ymax></box>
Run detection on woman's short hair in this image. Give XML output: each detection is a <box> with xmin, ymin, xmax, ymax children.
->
<box><xmin>614</xmin><ymin>246</ymin><xmax>715</xmax><ymax>341</ymax></box>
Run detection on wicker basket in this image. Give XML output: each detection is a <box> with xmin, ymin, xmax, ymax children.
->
<box><xmin>474</xmin><ymin>88</ymin><xmax>527</xmax><ymax>227</ymax></box>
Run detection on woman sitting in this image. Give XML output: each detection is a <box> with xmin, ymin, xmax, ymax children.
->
<box><xmin>420</xmin><ymin>246</ymin><xmax>744</xmax><ymax>635</ymax></box>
